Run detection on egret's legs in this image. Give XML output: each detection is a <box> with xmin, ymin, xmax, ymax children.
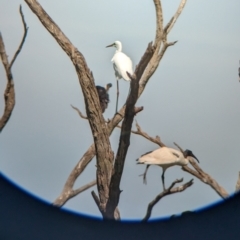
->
<box><xmin>116</xmin><ymin>79</ymin><xmax>119</xmax><ymax>113</ymax></box>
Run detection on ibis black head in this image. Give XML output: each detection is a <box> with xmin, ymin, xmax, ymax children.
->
<box><xmin>184</xmin><ymin>149</ymin><xmax>199</xmax><ymax>163</ymax></box>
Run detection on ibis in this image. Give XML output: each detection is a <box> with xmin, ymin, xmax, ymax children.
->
<box><xmin>136</xmin><ymin>147</ymin><xmax>199</xmax><ymax>190</ymax></box>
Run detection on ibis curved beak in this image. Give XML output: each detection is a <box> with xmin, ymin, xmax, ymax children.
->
<box><xmin>106</xmin><ymin>43</ymin><xmax>114</xmax><ymax>48</ymax></box>
<box><xmin>190</xmin><ymin>152</ymin><xmax>200</xmax><ymax>163</ymax></box>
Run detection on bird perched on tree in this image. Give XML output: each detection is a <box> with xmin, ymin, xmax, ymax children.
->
<box><xmin>136</xmin><ymin>147</ymin><xmax>199</xmax><ymax>190</ymax></box>
<box><xmin>106</xmin><ymin>40</ymin><xmax>133</xmax><ymax>113</ymax></box>
<box><xmin>95</xmin><ymin>83</ymin><xmax>112</xmax><ymax>113</ymax></box>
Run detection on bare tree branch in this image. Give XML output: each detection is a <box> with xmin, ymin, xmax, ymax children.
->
<box><xmin>0</xmin><ymin>5</ymin><xmax>28</xmax><ymax>133</ymax></box>
<box><xmin>164</xmin><ymin>0</ymin><xmax>187</xmax><ymax>34</ymax></box>
<box><xmin>153</xmin><ymin>0</ymin><xmax>163</xmax><ymax>46</ymax></box>
<box><xmin>138</xmin><ymin>0</ymin><xmax>183</xmax><ymax>90</ymax></box>
<box><xmin>9</xmin><ymin>6</ymin><xmax>29</xmax><ymax>69</ymax></box>
<box><xmin>71</xmin><ymin>105</ymin><xmax>143</xmax><ymax>122</ymax></box>
<box><xmin>24</xmin><ymin>0</ymin><xmax>115</xmax><ymax>217</ymax></box>
<box><xmin>53</xmin><ymin>180</ymin><xmax>96</xmax><ymax>207</ymax></box>
<box><xmin>142</xmin><ymin>178</ymin><xmax>193</xmax><ymax>222</ymax></box>
<box><xmin>91</xmin><ymin>190</ymin><xmax>101</xmax><ymax>213</ymax></box>
<box><xmin>71</xmin><ymin>105</ymin><xmax>88</xmax><ymax>119</ymax></box>
<box><xmin>174</xmin><ymin>142</ymin><xmax>184</xmax><ymax>153</ymax></box>
<box><xmin>119</xmin><ymin>120</ymin><xmax>166</xmax><ymax>148</ymax></box>
<box><xmin>236</xmin><ymin>172</ymin><xmax>240</xmax><ymax>192</ymax></box>
<box><xmin>182</xmin><ymin>159</ymin><xmax>229</xmax><ymax>199</ymax></box>
<box><xmin>91</xmin><ymin>190</ymin><xmax>121</xmax><ymax>220</ymax></box>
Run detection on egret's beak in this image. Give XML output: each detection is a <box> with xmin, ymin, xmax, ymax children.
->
<box><xmin>189</xmin><ymin>152</ymin><xmax>200</xmax><ymax>163</ymax></box>
<box><xmin>106</xmin><ymin>43</ymin><xmax>114</xmax><ymax>48</ymax></box>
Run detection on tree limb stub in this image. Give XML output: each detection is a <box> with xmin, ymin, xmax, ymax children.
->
<box><xmin>24</xmin><ymin>0</ymin><xmax>114</xmax><ymax>213</ymax></box>
<box><xmin>0</xmin><ymin>5</ymin><xmax>28</xmax><ymax>133</ymax></box>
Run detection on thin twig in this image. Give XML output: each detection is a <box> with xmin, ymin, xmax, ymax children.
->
<box><xmin>91</xmin><ymin>190</ymin><xmax>101</xmax><ymax>213</ymax></box>
<box><xmin>174</xmin><ymin>142</ymin><xmax>184</xmax><ymax>153</ymax></box>
<box><xmin>118</xmin><ymin>120</ymin><xmax>166</xmax><ymax>148</ymax></box>
<box><xmin>71</xmin><ymin>105</ymin><xmax>88</xmax><ymax>119</ymax></box>
<box><xmin>9</xmin><ymin>5</ymin><xmax>29</xmax><ymax>69</ymax></box>
<box><xmin>0</xmin><ymin>5</ymin><xmax>28</xmax><ymax>133</ymax></box>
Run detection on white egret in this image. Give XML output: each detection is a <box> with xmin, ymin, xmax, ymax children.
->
<box><xmin>136</xmin><ymin>147</ymin><xmax>199</xmax><ymax>190</ymax></box>
<box><xmin>106</xmin><ymin>41</ymin><xmax>133</xmax><ymax>113</ymax></box>
<box><xmin>96</xmin><ymin>83</ymin><xmax>112</xmax><ymax>113</ymax></box>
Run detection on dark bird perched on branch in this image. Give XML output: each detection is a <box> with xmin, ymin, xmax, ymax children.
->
<box><xmin>106</xmin><ymin>41</ymin><xmax>133</xmax><ymax>113</ymax></box>
<box><xmin>137</xmin><ymin>147</ymin><xmax>199</xmax><ymax>190</ymax></box>
<box><xmin>96</xmin><ymin>83</ymin><xmax>112</xmax><ymax>113</ymax></box>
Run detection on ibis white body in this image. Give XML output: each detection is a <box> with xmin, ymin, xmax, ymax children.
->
<box><xmin>137</xmin><ymin>147</ymin><xmax>199</xmax><ymax>190</ymax></box>
<box><xmin>137</xmin><ymin>147</ymin><xmax>189</xmax><ymax>168</ymax></box>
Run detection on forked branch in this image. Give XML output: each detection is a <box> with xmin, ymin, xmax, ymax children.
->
<box><xmin>142</xmin><ymin>178</ymin><xmax>193</xmax><ymax>222</ymax></box>
<box><xmin>0</xmin><ymin>5</ymin><xmax>28</xmax><ymax>133</ymax></box>
<box><xmin>54</xmin><ymin>180</ymin><xmax>96</xmax><ymax>207</ymax></box>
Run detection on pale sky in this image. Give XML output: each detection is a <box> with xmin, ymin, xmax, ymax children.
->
<box><xmin>1</xmin><ymin>0</ymin><xmax>240</xmax><ymax>220</ymax></box>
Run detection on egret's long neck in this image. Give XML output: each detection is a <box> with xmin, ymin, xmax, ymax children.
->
<box><xmin>116</xmin><ymin>44</ymin><xmax>122</xmax><ymax>52</ymax></box>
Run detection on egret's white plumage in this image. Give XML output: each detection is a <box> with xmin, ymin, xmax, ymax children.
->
<box><xmin>137</xmin><ymin>147</ymin><xmax>199</xmax><ymax>190</ymax></box>
<box><xmin>106</xmin><ymin>41</ymin><xmax>133</xmax><ymax>112</ymax></box>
